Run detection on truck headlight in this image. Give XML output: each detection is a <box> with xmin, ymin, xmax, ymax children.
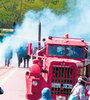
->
<box><xmin>56</xmin><ymin>96</ymin><xmax>66</xmax><ymax>100</ymax></box>
<box><xmin>32</xmin><ymin>81</ymin><xmax>38</xmax><ymax>86</ymax></box>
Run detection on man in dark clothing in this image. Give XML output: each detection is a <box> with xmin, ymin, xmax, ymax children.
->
<box><xmin>23</xmin><ymin>55</ymin><xmax>30</xmax><ymax>68</ymax></box>
<box><xmin>17</xmin><ymin>45</ymin><xmax>30</xmax><ymax>68</ymax></box>
<box><xmin>5</xmin><ymin>48</ymin><xmax>13</xmax><ymax>66</ymax></box>
<box><xmin>22</xmin><ymin>46</ymin><xmax>30</xmax><ymax>68</ymax></box>
<box><xmin>17</xmin><ymin>47</ymin><xmax>23</xmax><ymax>67</ymax></box>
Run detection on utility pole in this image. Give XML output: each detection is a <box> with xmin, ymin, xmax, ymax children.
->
<box><xmin>18</xmin><ymin>0</ymin><xmax>22</xmax><ymax>24</ymax></box>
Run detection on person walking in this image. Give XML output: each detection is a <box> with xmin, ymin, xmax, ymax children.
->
<box><xmin>17</xmin><ymin>47</ymin><xmax>23</xmax><ymax>67</ymax></box>
<box><xmin>22</xmin><ymin>45</ymin><xmax>30</xmax><ymax>68</ymax></box>
<box><xmin>39</xmin><ymin>87</ymin><xmax>53</xmax><ymax>100</ymax></box>
<box><xmin>5</xmin><ymin>47</ymin><xmax>13</xmax><ymax>66</ymax></box>
<box><xmin>68</xmin><ymin>76</ymin><xmax>88</xmax><ymax>100</ymax></box>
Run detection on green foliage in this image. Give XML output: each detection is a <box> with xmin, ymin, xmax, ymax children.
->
<box><xmin>0</xmin><ymin>0</ymin><xmax>75</xmax><ymax>28</ymax></box>
<box><xmin>48</xmin><ymin>0</ymin><xmax>68</xmax><ymax>14</ymax></box>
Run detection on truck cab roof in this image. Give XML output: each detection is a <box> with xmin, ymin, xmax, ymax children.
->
<box><xmin>46</xmin><ymin>36</ymin><xmax>87</xmax><ymax>47</ymax></box>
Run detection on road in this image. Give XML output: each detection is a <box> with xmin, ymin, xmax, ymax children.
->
<box><xmin>0</xmin><ymin>66</ymin><xmax>28</xmax><ymax>100</ymax></box>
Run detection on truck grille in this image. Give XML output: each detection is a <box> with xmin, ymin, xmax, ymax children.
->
<box><xmin>51</xmin><ymin>65</ymin><xmax>73</xmax><ymax>95</ymax></box>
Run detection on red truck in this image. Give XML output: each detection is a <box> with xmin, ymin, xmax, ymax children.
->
<box><xmin>25</xmin><ymin>21</ymin><xmax>90</xmax><ymax>100</ymax></box>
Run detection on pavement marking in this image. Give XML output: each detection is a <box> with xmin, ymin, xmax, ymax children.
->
<box><xmin>0</xmin><ymin>67</ymin><xmax>17</xmax><ymax>86</ymax></box>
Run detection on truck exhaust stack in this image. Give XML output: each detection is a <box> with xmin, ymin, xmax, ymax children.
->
<box><xmin>38</xmin><ymin>20</ymin><xmax>41</xmax><ymax>50</ymax></box>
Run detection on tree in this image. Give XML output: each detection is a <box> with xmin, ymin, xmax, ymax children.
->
<box><xmin>0</xmin><ymin>0</ymin><xmax>76</xmax><ymax>28</ymax></box>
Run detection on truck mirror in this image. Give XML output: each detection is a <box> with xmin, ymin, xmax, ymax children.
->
<box><xmin>27</xmin><ymin>43</ymin><xmax>32</xmax><ymax>56</ymax></box>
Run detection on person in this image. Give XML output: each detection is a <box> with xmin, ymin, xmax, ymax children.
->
<box><xmin>39</xmin><ymin>87</ymin><xmax>53</xmax><ymax>100</ymax></box>
<box><xmin>23</xmin><ymin>54</ymin><xmax>30</xmax><ymax>68</ymax></box>
<box><xmin>68</xmin><ymin>76</ymin><xmax>88</xmax><ymax>100</ymax></box>
<box><xmin>5</xmin><ymin>47</ymin><xmax>13</xmax><ymax>66</ymax></box>
<box><xmin>88</xmin><ymin>90</ymin><xmax>90</xmax><ymax>100</ymax></box>
<box><xmin>17</xmin><ymin>47</ymin><xmax>23</xmax><ymax>67</ymax></box>
<box><xmin>0</xmin><ymin>87</ymin><xmax>4</xmax><ymax>94</ymax></box>
<box><xmin>22</xmin><ymin>46</ymin><xmax>30</xmax><ymax>68</ymax></box>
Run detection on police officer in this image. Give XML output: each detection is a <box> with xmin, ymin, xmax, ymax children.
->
<box><xmin>39</xmin><ymin>87</ymin><xmax>53</xmax><ymax>100</ymax></box>
<box><xmin>68</xmin><ymin>76</ymin><xmax>88</xmax><ymax>100</ymax></box>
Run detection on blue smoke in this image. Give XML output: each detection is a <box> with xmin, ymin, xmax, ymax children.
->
<box><xmin>0</xmin><ymin>0</ymin><xmax>90</xmax><ymax>65</ymax></box>
<box><xmin>17</xmin><ymin>0</ymin><xmax>90</xmax><ymax>41</ymax></box>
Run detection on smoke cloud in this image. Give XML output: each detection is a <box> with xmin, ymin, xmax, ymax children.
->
<box><xmin>0</xmin><ymin>0</ymin><xmax>90</xmax><ymax>66</ymax></box>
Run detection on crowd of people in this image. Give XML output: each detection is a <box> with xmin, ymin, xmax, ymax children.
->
<box><xmin>16</xmin><ymin>45</ymin><xmax>31</xmax><ymax>68</ymax></box>
<box><xmin>4</xmin><ymin>43</ymin><xmax>31</xmax><ymax>68</ymax></box>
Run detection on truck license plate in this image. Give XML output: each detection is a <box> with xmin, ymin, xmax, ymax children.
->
<box><xmin>56</xmin><ymin>96</ymin><xmax>66</xmax><ymax>100</ymax></box>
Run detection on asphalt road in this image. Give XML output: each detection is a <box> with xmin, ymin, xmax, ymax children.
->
<box><xmin>0</xmin><ymin>67</ymin><xmax>28</xmax><ymax>100</ymax></box>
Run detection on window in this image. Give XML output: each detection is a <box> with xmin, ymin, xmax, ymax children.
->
<box><xmin>66</xmin><ymin>46</ymin><xmax>83</xmax><ymax>58</ymax></box>
<box><xmin>88</xmin><ymin>47</ymin><xmax>90</xmax><ymax>58</ymax></box>
<box><xmin>48</xmin><ymin>45</ymin><xmax>83</xmax><ymax>58</ymax></box>
<box><xmin>48</xmin><ymin>45</ymin><xmax>65</xmax><ymax>56</ymax></box>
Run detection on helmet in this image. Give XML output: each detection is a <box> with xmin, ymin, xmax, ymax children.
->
<box><xmin>40</xmin><ymin>87</ymin><xmax>53</xmax><ymax>100</ymax></box>
<box><xmin>78</xmin><ymin>76</ymin><xmax>88</xmax><ymax>83</ymax></box>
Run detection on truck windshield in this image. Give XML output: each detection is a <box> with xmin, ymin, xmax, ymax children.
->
<box><xmin>48</xmin><ymin>45</ymin><xmax>65</xmax><ymax>56</ymax></box>
<box><xmin>66</xmin><ymin>46</ymin><xmax>83</xmax><ymax>58</ymax></box>
<box><xmin>48</xmin><ymin>45</ymin><xmax>83</xmax><ymax>58</ymax></box>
